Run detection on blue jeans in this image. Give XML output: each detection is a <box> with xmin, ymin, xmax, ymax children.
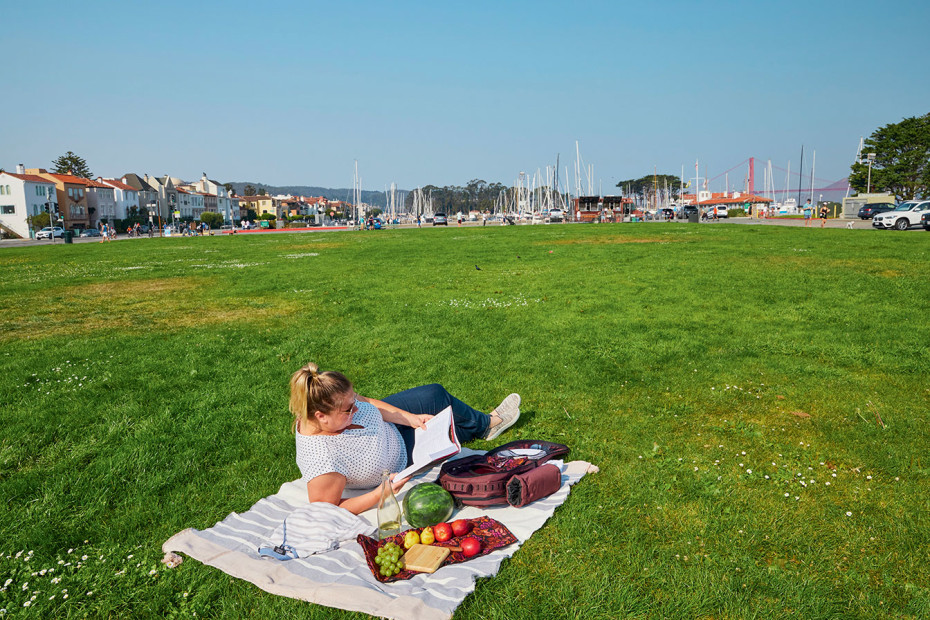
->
<box><xmin>382</xmin><ymin>383</ymin><xmax>490</xmax><ymax>466</ymax></box>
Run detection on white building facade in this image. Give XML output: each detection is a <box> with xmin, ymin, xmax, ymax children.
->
<box><xmin>191</xmin><ymin>173</ymin><xmax>232</xmax><ymax>223</ymax></box>
<box><xmin>99</xmin><ymin>178</ymin><xmax>140</xmax><ymax>221</ymax></box>
<box><xmin>85</xmin><ymin>181</ymin><xmax>117</xmax><ymax>227</ymax></box>
<box><xmin>176</xmin><ymin>188</ymin><xmax>204</xmax><ymax>220</ymax></box>
<box><xmin>0</xmin><ymin>167</ymin><xmax>58</xmax><ymax>238</ymax></box>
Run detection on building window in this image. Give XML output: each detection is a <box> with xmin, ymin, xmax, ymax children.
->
<box><xmin>1</xmin><ymin>205</ymin><xmax>14</xmax><ymax>214</ymax></box>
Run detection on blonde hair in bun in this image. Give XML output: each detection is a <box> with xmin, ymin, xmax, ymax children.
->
<box><xmin>289</xmin><ymin>362</ymin><xmax>353</xmax><ymax>431</ymax></box>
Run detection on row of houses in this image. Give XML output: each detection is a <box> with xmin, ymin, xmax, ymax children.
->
<box><xmin>0</xmin><ymin>164</ymin><xmax>351</xmax><ymax>238</ymax></box>
<box><xmin>237</xmin><ymin>195</ymin><xmax>354</xmax><ymax>221</ymax></box>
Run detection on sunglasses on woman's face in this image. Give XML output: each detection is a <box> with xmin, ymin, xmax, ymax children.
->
<box><xmin>334</xmin><ymin>393</ymin><xmax>357</xmax><ymax>415</ymax></box>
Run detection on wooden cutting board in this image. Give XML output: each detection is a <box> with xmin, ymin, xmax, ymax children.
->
<box><xmin>402</xmin><ymin>544</ymin><xmax>451</xmax><ymax>573</ymax></box>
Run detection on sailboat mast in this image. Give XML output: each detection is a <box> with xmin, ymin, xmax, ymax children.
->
<box><xmin>797</xmin><ymin>146</ymin><xmax>804</xmax><ymax>204</ymax></box>
<box><xmin>810</xmin><ymin>151</ymin><xmax>816</xmax><ymax>204</ymax></box>
<box><xmin>784</xmin><ymin>161</ymin><xmax>790</xmax><ymax>204</ymax></box>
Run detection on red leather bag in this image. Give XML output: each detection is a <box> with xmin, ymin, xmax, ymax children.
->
<box><xmin>438</xmin><ymin>440</ymin><xmax>569</xmax><ymax>507</ymax></box>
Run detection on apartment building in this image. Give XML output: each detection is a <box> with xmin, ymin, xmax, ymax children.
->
<box><xmin>0</xmin><ymin>165</ymin><xmax>58</xmax><ymax>238</ymax></box>
<box><xmin>27</xmin><ymin>168</ymin><xmax>94</xmax><ymax>230</ymax></box>
<box><xmin>98</xmin><ymin>177</ymin><xmax>141</xmax><ymax>221</ymax></box>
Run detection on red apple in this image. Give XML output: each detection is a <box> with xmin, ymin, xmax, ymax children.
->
<box><xmin>460</xmin><ymin>536</ymin><xmax>481</xmax><ymax>558</ymax></box>
<box><xmin>451</xmin><ymin>519</ymin><xmax>471</xmax><ymax>537</ymax></box>
<box><xmin>433</xmin><ymin>522</ymin><xmax>453</xmax><ymax>543</ymax></box>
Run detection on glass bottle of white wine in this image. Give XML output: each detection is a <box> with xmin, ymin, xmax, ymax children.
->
<box><xmin>377</xmin><ymin>470</ymin><xmax>402</xmax><ymax>539</ymax></box>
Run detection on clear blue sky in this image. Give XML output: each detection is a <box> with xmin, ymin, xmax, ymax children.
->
<box><xmin>2</xmin><ymin>0</ymin><xmax>928</xmax><ymax>194</ymax></box>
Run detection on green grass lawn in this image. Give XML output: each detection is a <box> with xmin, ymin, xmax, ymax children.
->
<box><xmin>1</xmin><ymin>224</ymin><xmax>929</xmax><ymax>619</ymax></box>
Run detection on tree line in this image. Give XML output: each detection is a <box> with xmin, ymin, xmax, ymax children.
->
<box><xmin>404</xmin><ymin>179</ymin><xmax>510</xmax><ymax>213</ymax></box>
<box><xmin>615</xmin><ymin>174</ymin><xmax>683</xmax><ymax>204</ymax></box>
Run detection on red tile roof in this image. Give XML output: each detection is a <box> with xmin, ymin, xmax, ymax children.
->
<box><xmin>682</xmin><ymin>192</ymin><xmax>729</xmax><ymax>201</ymax></box>
<box><xmin>696</xmin><ymin>194</ymin><xmax>773</xmax><ymax>205</ymax></box>
<box><xmin>45</xmin><ymin>173</ymin><xmax>101</xmax><ymax>187</ymax></box>
<box><xmin>100</xmin><ymin>178</ymin><xmax>137</xmax><ymax>191</ymax></box>
<box><xmin>1</xmin><ymin>171</ymin><xmax>56</xmax><ymax>184</ymax></box>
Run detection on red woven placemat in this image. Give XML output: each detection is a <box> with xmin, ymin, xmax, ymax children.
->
<box><xmin>358</xmin><ymin>516</ymin><xmax>517</xmax><ymax>583</ymax></box>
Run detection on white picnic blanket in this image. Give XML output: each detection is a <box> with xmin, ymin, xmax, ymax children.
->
<box><xmin>163</xmin><ymin>449</ymin><xmax>597</xmax><ymax>620</ymax></box>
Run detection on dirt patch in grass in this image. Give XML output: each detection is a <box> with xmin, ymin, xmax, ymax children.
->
<box><xmin>0</xmin><ymin>277</ymin><xmax>300</xmax><ymax>342</ymax></box>
<box><xmin>0</xmin><ymin>256</ymin><xmax>37</xmax><ymax>265</ymax></box>
<box><xmin>543</xmin><ymin>237</ymin><xmax>689</xmax><ymax>246</ymax></box>
<box><xmin>277</xmin><ymin>241</ymin><xmax>346</xmax><ymax>251</ymax></box>
<box><xmin>759</xmin><ymin>256</ymin><xmax>909</xmax><ymax>274</ymax></box>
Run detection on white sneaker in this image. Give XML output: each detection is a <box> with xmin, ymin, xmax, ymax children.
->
<box><xmin>485</xmin><ymin>393</ymin><xmax>521</xmax><ymax>440</ymax></box>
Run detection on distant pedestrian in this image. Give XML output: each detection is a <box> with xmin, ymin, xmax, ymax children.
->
<box><xmin>803</xmin><ymin>199</ymin><xmax>813</xmax><ymax>227</ymax></box>
<box><xmin>819</xmin><ymin>204</ymin><xmax>829</xmax><ymax>228</ymax></box>
<box><xmin>416</xmin><ymin>215</ymin><xmax>421</xmax><ymax>228</ymax></box>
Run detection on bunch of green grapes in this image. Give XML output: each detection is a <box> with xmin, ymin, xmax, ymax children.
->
<box><xmin>374</xmin><ymin>541</ymin><xmax>404</xmax><ymax>577</ymax></box>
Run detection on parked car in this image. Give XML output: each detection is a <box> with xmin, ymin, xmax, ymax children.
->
<box><xmin>922</xmin><ymin>212</ymin><xmax>930</xmax><ymax>231</ymax></box>
<box><xmin>857</xmin><ymin>203</ymin><xmax>895</xmax><ymax>220</ymax></box>
<box><xmin>680</xmin><ymin>205</ymin><xmax>698</xmax><ymax>219</ymax></box>
<box><xmin>872</xmin><ymin>200</ymin><xmax>930</xmax><ymax>230</ymax></box>
<box><xmin>549</xmin><ymin>208</ymin><xmax>565</xmax><ymax>222</ymax></box>
<box><xmin>433</xmin><ymin>212</ymin><xmax>448</xmax><ymax>226</ymax></box>
<box><xmin>36</xmin><ymin>226</ymin><xmax>65</xmax><ymax>239</ymax></box>
<box><xmin>80</xmin><ymin>229</ymin><xmax>101</xmax><ymax>237</ymax></box>
<box><xmin>658</xmin><ymin>208</ymin><xmax>675</xmax><ymax>220</ymax></box>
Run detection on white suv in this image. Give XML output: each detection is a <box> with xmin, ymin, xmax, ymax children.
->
<box><xmin>872</xmin><ymin>200</ymin><xmax>930</xmax><ymax>230</ymax></box>
<box><xmin>36</xmin><ymin>226</ymin><xmax>65</xmax><ymax>239</ymax></box>
<box><xmin>549</xmin><ymin>208</ymin><xmax>564</xmax><ymax>222</ymax></box>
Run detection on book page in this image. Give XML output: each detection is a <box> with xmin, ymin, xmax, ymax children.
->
<box><xmin>395</xmin><ymin>406</ymin><xmax>460</xmax><ymax>479</ymax></box>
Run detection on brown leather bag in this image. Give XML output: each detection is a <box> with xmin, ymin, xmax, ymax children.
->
<box><xmin>506</xmin><ymin>463</ymin><xmax>563</xmax><ymax>507</ymax></box>
<box><xmin>438</xmin><ymin>440</ymin><xmax>569</xmax><ymax>507</ymax></box>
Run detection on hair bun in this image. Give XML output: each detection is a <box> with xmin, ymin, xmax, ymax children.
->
<box><xmin>303</xmin><ymin>362</ymin><xmax>320</xmax><ymax>378</ymax></box>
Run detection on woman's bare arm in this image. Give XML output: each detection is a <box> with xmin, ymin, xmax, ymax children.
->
<box><xmin>306</xmin><ymin>471</ymin><xmax>409</xmax><ymax>515</ymax></box>
<box><xmin>357</xmin><ymin>395</ymin><xmax>431</xmax><ymax>429</ymax></box>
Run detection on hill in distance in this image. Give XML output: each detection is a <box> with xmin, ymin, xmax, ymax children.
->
<box><xmin>228</xmin><ymin>182</ymin><xmax>400</xmax><ymax>209</ymax></box>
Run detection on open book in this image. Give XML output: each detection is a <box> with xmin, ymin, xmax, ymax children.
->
<box><xmin>395</xmin><ymin>405</ymin><xmax>460</xmax><ymax>479</ymax></box>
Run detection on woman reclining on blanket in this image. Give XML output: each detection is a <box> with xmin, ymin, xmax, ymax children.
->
<box><xmin>289</xmin><ymin>362</ymin><xmax>520</xmax><ymax>514</ymax></box>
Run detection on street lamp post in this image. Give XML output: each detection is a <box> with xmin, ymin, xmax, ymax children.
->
<box><xmin>866</xmin><ymin>153</ymin><xmax>876</xmax><ymax>194</ymax></box>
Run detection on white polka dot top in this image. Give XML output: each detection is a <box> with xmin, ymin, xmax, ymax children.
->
<box><xmin>295</xmin><ymin>399</ymin><xmax>407</xmax><ymax>489</ymax></box>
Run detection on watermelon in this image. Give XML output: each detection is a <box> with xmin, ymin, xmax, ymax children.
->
<box><xmin>402</xmin><ymin>483</ymin><xmax>454</xmax><ymax>528</ymax></box>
